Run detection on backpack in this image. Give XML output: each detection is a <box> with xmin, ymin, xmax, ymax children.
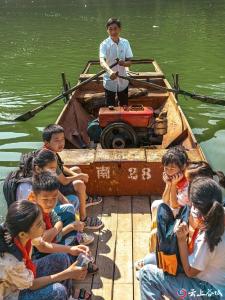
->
<box><xmin>3</xmin><ymin>170</ymin><xmax>32</xmax><ymax>207</ymax></box>
<box><xmin>55</xmin><ymin>153</ymin><xmax>64</xmax><ymax>173</ymax></box>
<box><xmin>3</xmin><ymin>150</ymin><xmax>40</xmax><ymax>207</ymax></box>
<box><xmin>156</xmin><ymin>203</ymin><xmax>190</xmax><ymax>276</ymax></box>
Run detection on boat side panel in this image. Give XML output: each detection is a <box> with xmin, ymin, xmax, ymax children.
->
<box><xmin>60</xmin><ymin>148</ymin><xmax>204</xmax><ymax>196</ymax></box>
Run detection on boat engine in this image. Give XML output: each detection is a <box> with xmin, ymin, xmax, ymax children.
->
<box><xmin>87</xmin><ymin>105</ymin><xmax>167</xmax><ymax>149</ymax></box>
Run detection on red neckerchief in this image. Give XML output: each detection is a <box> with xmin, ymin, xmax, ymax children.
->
<box><xmin>14</xmin><ymin>238</ymin><xmax>36</xmax><ymax>277</ymax></box>
<box><xmin>42</xmin><ymin>212</ymin><xmax>57</xmax><ymax>243</ymax></box>
<box><xmin>176</xmin><ymin>176</ymin><xmax>188</xmax><ymax>190</ymax></box>
<box><xmin>188</xmin><ymin>228</ymin><xmax>199</xmax><ymax>254</ymax></box>
<box><xmin>42</xmin><ymin>212</ymin><xmax>53</xmax><ymax>230</ymax></box>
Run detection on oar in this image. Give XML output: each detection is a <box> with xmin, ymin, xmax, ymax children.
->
<box><xmin>15</xmin><ymin>61</ymin><xmax>118</xmax><ymax>121</ymax></box>
<box><xmin>118</xmin><ymin>75</ymin><xmax>225</xmax><ymax>106</ymax></box>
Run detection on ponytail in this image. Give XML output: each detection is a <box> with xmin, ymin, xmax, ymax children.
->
<box><xmin>204</xmin><ymin>201</ymin><xmax>225</xmax><ymax>251</ymax></box>
<box><xmin>189</xmin><ymin>177</ymin><xmax>224</xmax><ymax>252</ymax></box>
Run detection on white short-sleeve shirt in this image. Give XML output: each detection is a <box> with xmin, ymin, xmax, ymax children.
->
<box><xmin>16</xmin><ymin>182</ymin><xmax>32</xmax><ymax>201</ymax></box>
<box><xmin>188</xmin><ymin>231</ymin><xmax>225</xmax><ymax>293</ymax></box>
<box><xmin>0</xmin><ymin>253</ymin><xmax>34</xmax><ymax>300</ymax></box>
<box><xmin>99</xmin><ymin>37</ymin><xmax>133</xmax><ymax>92</ymax></box>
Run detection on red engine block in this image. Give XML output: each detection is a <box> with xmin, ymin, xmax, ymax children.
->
<box><xmin>99</xmin><ymin>105</ymin><xmax>154</xmax><ymax>128</ymax></box>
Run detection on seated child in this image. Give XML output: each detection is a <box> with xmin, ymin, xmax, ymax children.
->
<box><xmin>17</xmin><ymin>149</ymin><xmax>94</xmax><ymax>246</ymax></box>
<box><xmin>42</xmin><ymin>124</ymin><xmax>103</xmax><ymax>229</ymax></box>
<box><xmin>136</xmin><ymin>155</ymin><xmax>225</xmax><ymax>270</ymax></box>
<box><xmin>0</xmin><ymin>200</ymin><xmax>92</xmax><ymax>300</ymax></box>
<box><xmin>17</xmin><ymin>148</ymin><xmax>78</xmax><ymax>207</ymax></box>
<box><xmin>139</xmin><ymin>177</ymin><xmax>225</xmax><ymax>300</ymax></box>
<box><xmin>28</xmin><ymin>172</ymin><xmax>98</xmax><ymax>269</ymax></box>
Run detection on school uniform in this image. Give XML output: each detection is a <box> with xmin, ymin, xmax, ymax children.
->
<box><xmin>139</xmin><ymin>231</ymin><xmax>225</xmax><ymax>300</ymax></box>
<box><xmin>99</xmin><ymin>37</ymin><xmax>133</xmax><ymax>106</ymax></box>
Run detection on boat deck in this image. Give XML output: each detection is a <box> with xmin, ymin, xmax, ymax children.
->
<box><xmin>75</xmin><ymin>195</ymin><xmax>158</xmax><ymax>300</ymax></box>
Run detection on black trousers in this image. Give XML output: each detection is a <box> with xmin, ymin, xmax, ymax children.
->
<box><xmin>105</xmin><ymin>87</ymin><xmax>128</xmax><ymax>106</ymax></box>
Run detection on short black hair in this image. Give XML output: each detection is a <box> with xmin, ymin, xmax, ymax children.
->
<box><xmin>162</xmin><ymin>146</ymin><xmax>188</xmax><ymax>169</ymax></box>
<box><xmin>42</xmin><ymin>124</ymin><xmax>64</xmax><ymax>142</ymax></box>
<box><xmin>32</xmin><ymin>149</ymin><xmax>56</xmax><ymax>170</ymax></box>
<box><xmin>106</xmin><ymin>18</ymin><xmax>121</xmax><ymax>29</ymax></box>
<box><xmin>32</xmin><ymin>171</ymin><xmax>59</xmax><ymax>194</ymax></box>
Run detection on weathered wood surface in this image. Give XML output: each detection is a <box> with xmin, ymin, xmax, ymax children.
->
<box><xmin>77</xmin><ymin>88</ymin><xmax>149</xmax><ymax>103</ymax></box>
<box><xmin>79</xmin><ymin>71</ymin><xmax>165</xmax><ymax>81</ymax></box>
<box><xmin>74</xmin><ymin>196</ymin><xmax>153</xmax><ymax>300</ymax></box>
<box><xmin>59</xmin><ymin>149</ymin><xmax>203</xmax><ymax>196</ymax></box>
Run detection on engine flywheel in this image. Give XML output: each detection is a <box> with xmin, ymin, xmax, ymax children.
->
<box><xmin>100</xmin><ymin>122</ymin><xmax>138</xmax><ymax>149</ymax></box>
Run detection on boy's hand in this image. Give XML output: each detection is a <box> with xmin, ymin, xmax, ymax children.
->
<box><xmin>67</xmin><ymin>262</ymin><xmax>87</xmax><ymax>280</ymax></box>
<box><xmin>162</xmin><ymin>172</ymin><xmax>171</xmax><ymax>183</ymax></box>
<box><xmin>42</xmin><ymin>228</ymin><xmax>58</xmax><ymax>243</ymax></box>
<box><xmin>69</xmin><ymin>245</ymin><xmax>90</xmax><ymax>256</ymax></box>
<box><xmin>72</xmin><ymin>221</ymin><xmax>85</xmax><ymax>232</ymax></box>
<box><xmin>118</xmin><ymin>60</ymin><xmax>126</xmax><ymax>66</ymax></box>
<box><xmin>171</xmin><ymin>172</ymin><xmax>184</xmax><ymax>185</ymax></box>
<box><xmin>110</xmin><ymin>71</ymin><xmax>118</xmax><ymax>80</ymax></box>
<box><xmin>176</xmin><ymin>222</ymin><xmax>189</xmax><ymax>242</ymax></box>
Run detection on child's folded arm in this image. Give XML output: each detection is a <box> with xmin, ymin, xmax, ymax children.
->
<box><xmin>54</xmin><ymin>220</ymin><xmax>63</xmax><ymax>234</ymax></box>
<box><xmin>61</xmin><ymin>221</ymin><xmax>85</xmax><ymax>237</ymax></box>
<box><xmin>58</xmin><ymin>191</ymin><xmax>69</xmax><ymax>204</ymax></box>
<box><xmin>162</xmin><ymin>183</ymin><xmax>171</xmax><ymax>205</ymax></box>
<box><xmin>42</xmin><ymin>228</ymin><xmax>58</xmax><ymax>243</ymax></box>
<box><xmin>32</xmin><ymin>238</ymin><xmax>88</xmax><ymax>257</ymax></box>
<box><xmin>32</xmin><ymin>237</ymin><xmax>72</xmax><ymax>254</ymax></box>
<box><xmin>41</xmin><ymin>221</ymin><xmax>63</xmax><ymax>242</ymax></box>
<box><xmin>58</xmin><ymin>172</ymin><xmax>88</xmax><ymax>185</ymax></box>
<box><xmin>169</xmin><ymin>184</ymin><xmax>180</xmax><ymax>209</ymax></box>
<box><xmin>176</xmin><ymin>223</ymin><xmax>201</xmax><ymax>278</ymax></box>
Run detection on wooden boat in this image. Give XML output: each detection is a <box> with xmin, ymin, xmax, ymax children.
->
<box><xmin>55</xmin><ymin>59</ymin><xmax>206</xmax><ymax>299</ymax></box>
<box><xmin>56</xmin><ymin>59</ymin><xmax>205</xmax><ymax>196</ymax></box>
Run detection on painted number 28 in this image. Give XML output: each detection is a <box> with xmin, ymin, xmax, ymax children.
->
<box><xmin>128</xmin><ymin>168</ymin><xmax>151</xmax><ymax>181</ymax></box>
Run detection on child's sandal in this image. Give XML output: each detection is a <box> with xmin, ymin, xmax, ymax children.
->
<box><xmin>84</xmin><ymin>216</ymin><xmax>103</xmax><ymax>230</ymax></box>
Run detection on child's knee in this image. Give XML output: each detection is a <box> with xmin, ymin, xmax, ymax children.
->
<box><xmin>151</xmin><ymin>199</ymin><xmax>163</xmax><ymax>214</ymax></box>
<box><xmin>52</xmin><ymin>283</ymin><xmax>68</xmax><ymax>300</ymax></box>
<box><xmin>73</xmin><ymin>180</ymin><xmax>86</xmax><ymax>192</ymax></box>
<box><xmin>71</xmin><ymin>166</ymin><xmax>81</xmax><ymax>173</ymax></box>
<box><xmin>63</xmin><ymin>204</ymin><xmax>75</xmax><ymax>215</ymax></box>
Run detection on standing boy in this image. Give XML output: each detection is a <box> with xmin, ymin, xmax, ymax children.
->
<box><xmin>99</xmin><ymin>17</ymin><xmax>133</xmax><ymax>107</ymax></box>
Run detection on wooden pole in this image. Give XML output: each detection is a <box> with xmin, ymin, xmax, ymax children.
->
<box><xmin>173</xmin><ymin>73</ymin><xmax>179</xmax><ymax>100</ymax></box>
<box><xmin>61</xmin><ymin>73</ymin><xmax>69</xmax><ymax>103</ymax></box>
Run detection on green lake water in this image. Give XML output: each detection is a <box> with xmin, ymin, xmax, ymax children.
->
<box><xmin>0</xmin><ymin>0</ymin><xmax>225</xmax><ymax>221</ymax></box>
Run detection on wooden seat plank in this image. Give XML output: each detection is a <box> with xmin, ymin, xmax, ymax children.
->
<box><xmin>92</xmin><ymin>197</ymin><xmax>118</xmax><ymax>297</ymax></box>
<box><xmin>113</xmin><ymin>196</ymin><xmax>133</xmax><ymax>300</ymax></box>
<box><xmin>95</xmin><ymin>149</ymin><xmax>146</xmax><ymax>162</ymax></box>
<box><xmin>132</xmin><ymin>196</ymin><xmax>151</xmax><ymax>232</ymax></box>
<box><xmin>132</xmin><ymin>196</ymin><xmax>152</xmax><ymax>300</ymax></box>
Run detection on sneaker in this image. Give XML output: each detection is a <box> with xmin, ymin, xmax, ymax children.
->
<box><xmin>83</xmin><ymin>216</ymin><xmax>104</xmax><ymax>230</ymax></box>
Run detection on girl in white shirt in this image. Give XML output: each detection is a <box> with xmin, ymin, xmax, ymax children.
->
<box><xmin>0</xmin><ymin>201</ymin><xmax>92</xmax><ymax>300</ymax></box>
<box><xmin>139</xmin><ymin>177</ymin><xmax>225</xmax><ymax>300</ymax></box>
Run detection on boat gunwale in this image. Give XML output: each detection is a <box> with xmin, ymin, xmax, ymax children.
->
<box><xmin>56</xmin><ymin>58</ymin><xmax>206</xmax><ymax>162</ymax></box>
